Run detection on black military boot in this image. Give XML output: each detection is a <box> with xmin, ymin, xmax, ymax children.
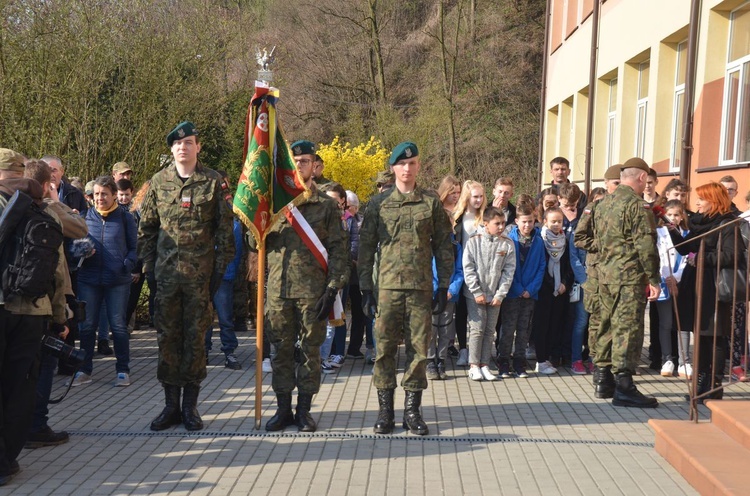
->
<box><xmin>295</xmin><ymin>393</ymin><xmax>317</xmax><ymax>432</ymax></box>
<box><xmin>265</xmin><ymin>393</ymin><xmax>295</xmax><ymax>431</ymax></box>
<box><xmin>373</xmin><ymin>389</ymin><xmax>395</xmax><ymax>434</ymax></box>
<box><xmin>150</xmin><ymin>385</ymin><xmax>182</xmax><ymax>431</ymax></box>
<box><xmin>593</xmin><ymin>366</ymin><xmax>616</xmax><ymax>399</ymax></box>
<box><xmin>181</xmin><ymin>383</ymin><xmax>204</xmax><ymax>431</ymax></box>
<box><xmin>402</xmin><ymin>390</ymin><xmax>429</xmax><ymax>435</ymax></box>
<box><xmin>612</xmin><ymin>372</ymin><xmax>658</xmax><ymax>408</ymax></box>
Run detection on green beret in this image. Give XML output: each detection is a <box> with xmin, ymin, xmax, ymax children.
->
<box><xmin>290</xmin><ymin>140</ymin><xmax>316</xmax><ymax>156</ymax></box>
<box><xmin>621</xmin><ymin>157</ymin><xmax>650</xmax><ymax>174</ymax></box>
<box><xmin>112</xmin><ymin>161</ymin><xmax>132</xmax><ymax>174</ymax></box>
<box><xmin>0</xmin><ymin>148</ymin><xmax>25</xmax><ymax>172</ymax></box>
<box><xmin>388</xmin><ymin>141</ymin><xmax>418</xmax><ymax>165</ymax></box>
<box><xmin>604</xmin><ymin>164</ymin><xmax>622</xmax><ymax>180</ymax></box>
<box><xmin>166</xmin><ymin>121</ymin><xmax>199</xmax><ymax>147</ymax></box>
<box><xmin>376</xmin><ymin>170</ymin><xmax>395</xmax><ymax>186</ymax></box>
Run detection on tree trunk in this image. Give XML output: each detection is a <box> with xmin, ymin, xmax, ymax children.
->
<box><xmin>367</xmin><ymin>0</ymin><xmax>386</xmax><ymax>105</ymax></box>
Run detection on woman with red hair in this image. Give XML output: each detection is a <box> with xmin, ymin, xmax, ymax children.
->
<box><xmin>669</xmin><ymin>182</ymin><xmax>738</xmax><ymax>402</ymax></box>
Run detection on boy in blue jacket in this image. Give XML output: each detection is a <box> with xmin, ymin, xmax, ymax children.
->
<box><xmin>427</xmin><ymin>233</ymin><xmax>464</xmax><ymax>380</ymax></box>
<box><xmin>497</xmin><ymin>204</ymin><xmax>547</xmax><ymax>378</ymax></box>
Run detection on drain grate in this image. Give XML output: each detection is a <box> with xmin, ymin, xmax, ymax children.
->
<box><xmin>69</xmin><ymin>430</ymin><xmax>654</xmax><ymax>448</ymax></box>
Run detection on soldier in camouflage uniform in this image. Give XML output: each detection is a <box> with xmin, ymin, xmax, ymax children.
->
<box><xmin>358</xmin><ymin>142</ymin><xmax>454</xmax><ymax>435</ymax></box>
<box><xmin>138</xmin><ymin>122</ymin><xmax>235</xmax><ymax>431</ymax></box>
<box><xmin>591</xmin><ymin>157</ymin><xmax>660</xmax><ymax>408</ymax></box>
<box><xmin>574</xmin><ymin>165</ymin><xmax>621</xmax><ymax>364</ymax></box>
<box><xmin>262</xmin><ymin>140</ymin><xmax>349</xmax><ymax>433</ymax></box>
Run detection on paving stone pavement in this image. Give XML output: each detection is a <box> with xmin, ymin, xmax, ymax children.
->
<box><xmin>8</xmin><ymin>326</ymin><xmax>747</xmax><ymax>495</ymax></box>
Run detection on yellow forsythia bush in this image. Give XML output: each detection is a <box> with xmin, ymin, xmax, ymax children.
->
<box><xmin>317</xmin><ymin>136</ymin><xmax>388</xmax><ymax>204</ymax></box>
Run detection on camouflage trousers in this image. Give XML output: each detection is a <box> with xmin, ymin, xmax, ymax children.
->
<box><xmin>155</xmin><ymin>280</ymin><xmax>211</xmax><ymax>386</ymax></box>
<box><xmin>373</xmin><ymin>289</ymin><xmax>432</xmax><ymax>391</ymax></box>
<box><xmin>266</xmin><ymin>296</ymin><xmax>325</xmax><ymax>395</ymax></box>
<box><xmin>595</xmin><ymin>283</ymin><xmax>647</xmax><ymax>374</ymax></box>
<box><xmin>583</xmin><ymin>264</ymin><xmax>600</xmax><ymax>357</ymax></box>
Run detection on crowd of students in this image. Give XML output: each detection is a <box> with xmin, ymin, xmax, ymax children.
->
<box><xmin>322</xmin><ymin>158</ymin><xmax>750</xmax><ymax>392</ymax></box>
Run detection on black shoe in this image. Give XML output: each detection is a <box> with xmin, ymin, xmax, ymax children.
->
<box><xmin>374</xmin><ymin>389</ymin><xmax>395</xmax><ymax>434</ymax></box>
<box><xmin>265</xmin><ymin>393</ymin><xmax>295</xmax><ymax>431</ymax></box>
<box><xmin>593</xmin><ymin>366</ymin><xmax>616</xmax><ymax>399</ymax></box>
<box><xmin>24</xmin><ymin>426</ymin><xmax>70</xmax><ymax>449</ymax></box>
<box><xmin>181</xmin><ymin>384</ymin><xmax>204</xmax><ymax>431</ymax></box>
<box><xmin>151</xmin><ymin>385</ymin><xmax>182</xmax><ymax>431</ymax></box>
<box><xmin>346</xmin><ymin>350</ymin><xmax>365</xmax><ymax>359</ymax></box>
<box><xmin>9</xmin><ymin>461</ymin><xmax>19</xmax><ymax>475</ymax></box>
<box><xmin>224</xmin><ymin>353</ymin><xmax>242</xmax><ymax>370</ymax></box>
<box><xmin>648</xmin><ymin>360</ymin><xmax>662</xmax><ymax>371</ymax></box>
<box><xmin>612</xmin><ymin>373</ymin><xmax>658</xmax><ymax>408</ymax></box>
<box><xmin>295</xmin><ymin>393</ymin><xmax>317</xmax><ymax>432</ymax></box>
<box><xmin>402</xmin><ymin>390</ymin><xmax>428</xmax><ymax>435</ymax></box>
<box><xmin>97</xmin><ymin>339</ymin><xmax>113</xmax><ymax>356</ymax></box>
<box><xmin>447</xmin><ymin>345</ymin><xmax>459</xmax><ymax>357</ymax></box>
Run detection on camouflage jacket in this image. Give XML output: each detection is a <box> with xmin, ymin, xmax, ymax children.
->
<box><xmin>264</xmin><ymin>188</ymin><xmax>349</xmax><ymax>298</ymax></box>
<box><xmin>574</xmin><ymin>199</ymin><xmax>599</xmax><ymax>266</ymax></box>
<box><xmin>593</xmin><ymin>184</ymin><xmax>659</xmax><ymax>286</ymax></box>
<box><xmin>358</xmin><ymin>185</ymin><xmax>454</xmax><ymax>292</ymax></box>
<box><xmin>137</xmin><ymin>162</ymin><xmax>234</xmax><ymax>282</ymax></box>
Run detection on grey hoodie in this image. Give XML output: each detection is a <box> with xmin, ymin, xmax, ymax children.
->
<box><xmin>462</xmin><ymin>227</ymin><xmax>517</xmax><ymax>302</ymax></box>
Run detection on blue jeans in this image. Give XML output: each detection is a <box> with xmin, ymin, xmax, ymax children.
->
<box><xmin>98</xmin><ymin>302</ymin><xmax>109</xmax><ymax>341</ymax></box>
<box><xmin>570</xmin><ymin>290</ymin><xmax>590</xmax><ymax>362</ymax></box>
<box><xmin>321</xmin><ymin>322</ymin><xmax>335</xmax><ymax>360</ymax></box>
<box><xmin>205</xmin><ymin>279</ymin><xmax>238</xmax><ymax>354</ymax></box>
<box><xmin>331</xmin><ymin>287</ymin><xmax>348</xmax><ymax>356</ymax></box>
<box><xmin>78</xmin><ymin>282</ymin><xmax>131</xmax><ymax>375</ymax></box>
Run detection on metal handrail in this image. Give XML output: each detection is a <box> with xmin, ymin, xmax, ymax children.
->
<box><xmin>666</xmin><ymin>214</ymin><xmax>750</xmax><ymax>421</ymax></box>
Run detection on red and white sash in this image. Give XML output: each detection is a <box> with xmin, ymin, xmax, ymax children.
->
<box><xmin>284</xmin><ymin>205</ymin><xmax>345</xmax><ymax>324</ymax></box>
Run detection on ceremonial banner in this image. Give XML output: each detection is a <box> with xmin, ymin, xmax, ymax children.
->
<box><xmin>233</xmin><ymin>82</ymin><xmax>309</xmax><ymax>243</ymax></box>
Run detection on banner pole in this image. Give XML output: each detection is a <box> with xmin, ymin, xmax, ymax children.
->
<box><xmin>254</xmin><ymin>239</ymin><xmax>266</xmax><ymax>430</ymax></box>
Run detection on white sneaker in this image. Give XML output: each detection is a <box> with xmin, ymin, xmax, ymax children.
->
<box><xmin>329</xmin><ymin>355</ymin><xmax>345</xmax><ymax>368</ymax></box>
<box><xmin>660</xmin><ymin>360</ymin><xmax>675</xmax><ymax>377</ymax></box>
<box><xmin>114</xmin><ymin>372</ymin><xmax>130</xmax><ymax>387</ymax></box>
<box><xmin>456</xmin><ymin>348</ymin><xmax>469</xmax><ymax>366</ymax></box>
<box><xmin>67</xmin><ymin>372</ymin><xmax>92</xmax><ymax>387</ymax></box>
<box><xmin>480</xmin><ymin>366</ymin><xmax>499</xmax><ymax>381</ymax></box>
<box><xmin>535</xmin><ymin>361</ymin><xmax>557</xmax><ymax>375</ymax></box>
<box><xmin>262</xmin><ymin>358</ymin><xmax>273</xmax><ymax>373</ymax></box>
<box><xmin>468</xmin><ymin>367</ymin><xmax>483</xmax><ymax>381</ymax></box>
<box><xmin>678</xmin><ymin>363</ymin><xmax>693</xmax><ymax>379</ymax></box>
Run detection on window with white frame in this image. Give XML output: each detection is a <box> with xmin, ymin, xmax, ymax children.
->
<box><xmin>670</xmin><ymin>41</ymin><xmax>687</xmax><ymax>171</ymax></box>
<box><xmin>720</xmin><ymin>4</ymin><xmax>750</xmax><ymax>166</ymax></box>
<box><xmin>635</xmin><ymin>61</ymin><xmax>650</xmax><ymax>158</ymax></box>
<box><xmin>606</xmin><ymin>78</ymin><xmax>618</xmax><ymax>167</ymax></box>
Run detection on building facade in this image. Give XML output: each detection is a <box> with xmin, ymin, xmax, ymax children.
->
<box><xmin>541</xmin><ymin>0</ymin><xmax>750</xmax><ymax>206</ymax></box>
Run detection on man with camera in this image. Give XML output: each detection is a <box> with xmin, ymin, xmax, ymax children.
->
<box><xmin>23</xmin><ymin>160</ymin><xmax>87</xmax><ymax>449</ymax></box>
<box><xmin>0</xmin><ymin>149</ymin><xmax>70</xmax><ymax>486</ymax></box>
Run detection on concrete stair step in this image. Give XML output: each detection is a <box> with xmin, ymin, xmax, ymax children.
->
<box><xmin>708</xmin><ymin>400</ymin><xmax>750</xmax><ymax>450</ymax></box>
<box><xmin>650</xmin><ymin>415</ymin><xmax>750</xmax><ymax>495</ymax></box>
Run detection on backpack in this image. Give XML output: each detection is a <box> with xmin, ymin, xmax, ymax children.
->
<box><xmin>0</xmin><ymin>190</ymin><xmax>64</xmax><ymax>303</ymax></box>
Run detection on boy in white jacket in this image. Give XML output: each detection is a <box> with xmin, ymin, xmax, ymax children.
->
<box><xmin>463</xmin><ymin>207</ymin><xmax>517</xmax><ymax>381</ymax></box>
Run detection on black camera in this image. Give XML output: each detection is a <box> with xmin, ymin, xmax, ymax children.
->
<box><xmin>41</xmin><ymin>335</ymin><xmax>85</xmax><ymax>366</ymax></box>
